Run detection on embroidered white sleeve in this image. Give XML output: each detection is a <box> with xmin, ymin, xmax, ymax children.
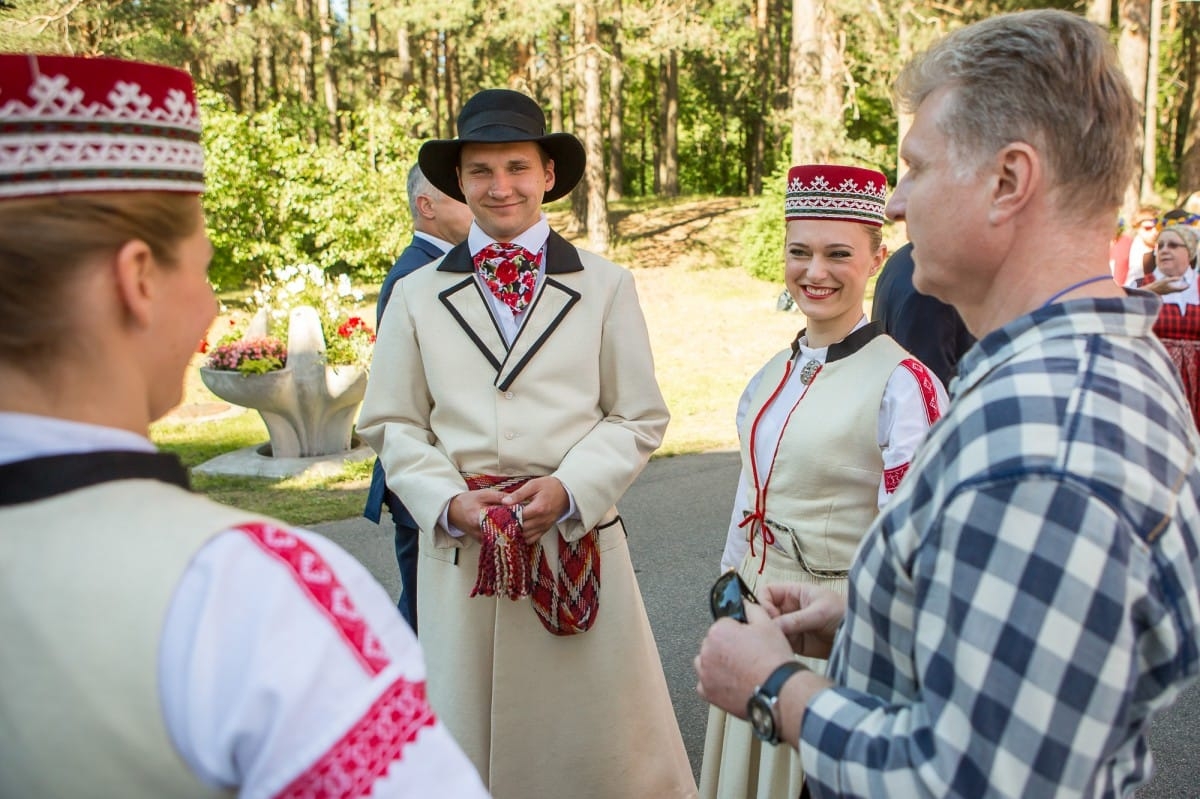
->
<box><xmin>158</xmin><ymin>527</ymin><xmax>489</xmax><ymax>799</ymax></box>
<box><xmin>876</xmin><ymin>362</ymin><xmax>948</xmax><ymax>508</ymax></box>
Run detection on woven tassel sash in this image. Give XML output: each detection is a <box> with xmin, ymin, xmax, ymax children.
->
<box><xmin>464</xmin><ymin>474</ymin><xmax>601</xmax><ymax>636</ymax></box>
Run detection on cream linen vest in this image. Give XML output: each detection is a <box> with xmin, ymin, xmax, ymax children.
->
<box><xmin>0</xmin><ymin>476</ymin><xmax>264</xmax><ymax>798</ymax></box>
<box><xmin>739</xmin><ymin>330</ymin><xmax>906</xmax><ymax>573</ymax></box>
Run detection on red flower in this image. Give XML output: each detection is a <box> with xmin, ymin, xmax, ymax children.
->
<box><xmin>197</xmin><ymin>338</ymin><xmax>209</xmax><ymax>354</ymax></box>
<box><xmin>495</xmin><ymin>261</ymin><xmax>519</xmax><ymax>285</ymax></box>
<box><xmin>337</xmin><ymin>316</ymin><xmax>372</xmax><ymax>339</ymax></box>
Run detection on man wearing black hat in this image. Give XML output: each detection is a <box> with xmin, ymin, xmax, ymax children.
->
<box><xmin>359</xmin><ymin>89</ymin><xmax>696</xmax><ymax>799</ymax></box>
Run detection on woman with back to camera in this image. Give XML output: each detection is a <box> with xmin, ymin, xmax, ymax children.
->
<box><xmin>0</xmin><ymin>53</ymin><xmax>487</xmax><ymax>798</ymax></box>
<box><xmin>699</xmin><ymin>164</ymin><xmax>948</xmax><ymax>799</ymax></box>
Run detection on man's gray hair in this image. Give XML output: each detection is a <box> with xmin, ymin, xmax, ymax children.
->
<box><xmin>406</xmin><ymin>163</ymin><xmax>439</xmax><ymax>222</ymax></box>
<box><xmin>896</xmin><ymin>9</ymin><xmax>1138</xmax><ymax>222</ymax></box>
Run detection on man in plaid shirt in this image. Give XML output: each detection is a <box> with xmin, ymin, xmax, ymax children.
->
<box><xmin>695</xmin><ymin>10</ymin><xmax>1200</xmax><ymax>798</ymax></box>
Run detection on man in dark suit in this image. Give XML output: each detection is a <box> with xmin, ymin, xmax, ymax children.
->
<box><xmin>871</xmin><ymin>241</ymin><xmax>974</xmax><ymax>388</ymax></box>
<box><xmin>363</xmin><ymin>163</ymin><xmax>472</xmax><ymax>630</ymax></box>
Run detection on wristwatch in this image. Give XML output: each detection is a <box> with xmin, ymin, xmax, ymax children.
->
<box><xmin>747</xmin><ymin>661</ymin><xmax>805</xmax><ymax>744</ymax></box>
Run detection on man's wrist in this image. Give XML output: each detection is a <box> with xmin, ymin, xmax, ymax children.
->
<box><xmin>747</xmin><ymin>661</ymin><xmax>806</xmax><ymax>744</ymax></box>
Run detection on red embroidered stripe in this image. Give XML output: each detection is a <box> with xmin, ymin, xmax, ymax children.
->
<box><xmin>883</xmin><ymin>463</ymin><xmax>910</xmax><ymax>494</ymax></box>
<box><xmin>274</xmin><ymin>676</ymin><xmax>437</xmax><ymax>799</ymax></box>
<box><xmin>236</xmin><ymin>522</ymin><xmax>390</xmax><ymax>676</ymax></box>
<box><xmin>900</xmin><ymin>357</ymin><xmax>943</xmax><ymax>426</ymax></box>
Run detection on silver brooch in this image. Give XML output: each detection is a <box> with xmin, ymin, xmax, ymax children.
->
<box><xmin>799</xmin><ymin>360</ymin><xmax>821</xmax><ymax>385</ymax></box>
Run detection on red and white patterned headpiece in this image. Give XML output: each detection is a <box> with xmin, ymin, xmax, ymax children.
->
<box><xmin>0</xmin><ymin>54</ymin><xmax>204</xmax><ymax>200</ymax></box>
<box><xmin>784</xmin><ymin>164</ymin><xmax>888</xmax><ymax>227</ymax></box>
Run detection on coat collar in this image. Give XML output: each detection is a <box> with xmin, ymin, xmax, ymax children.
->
<box><xmin>437</xmin><ymin>230</ymin><xmax>584</xmax><ymax>390</ymax></box>
<box><xmin>437</xmin><ymin>229</ymin><xmax>584</xmax><ymax>275</ymax></box>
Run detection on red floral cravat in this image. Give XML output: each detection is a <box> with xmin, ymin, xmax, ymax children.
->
<box><xmin>473</xmin><ymin>242</ymin><xmax>539</xmax><ymax>313</ymax></box>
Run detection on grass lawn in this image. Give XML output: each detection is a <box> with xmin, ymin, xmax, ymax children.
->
<box><xmin>154</xmin><ymin>195</ymin><xmax>883</xmax><ymax>526</ymax></box>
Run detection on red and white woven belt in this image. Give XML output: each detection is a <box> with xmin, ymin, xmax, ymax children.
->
<box><xmin>462</xmin><ymin>474</ymin><xmax>600</xmax><ymax>636</ymax></box>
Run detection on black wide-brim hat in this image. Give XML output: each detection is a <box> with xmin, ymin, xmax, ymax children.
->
<box><xmin>418</xmin><ymin>88</ymin><xmax>585</xmax><ymax>204</ymax></box>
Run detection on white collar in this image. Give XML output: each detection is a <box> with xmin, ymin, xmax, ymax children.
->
<box><xmin>468</xmin><ymin>214</ymin><xmax>550</xmax><ymax>259</ymax></box>
<box><xmin>412</xmin><ymin>230</ymin><xmax>456</xmax><ymax>254</ymax></box>
<box><xmin>796</xmin><ymin>315</ymin><xmax>869</xmax><ymax>361</ymax></box>
<box><xmin>0</xmin><ymin>412</ymin><xmax>154</xmax><ymax>467</ymax></box>
<box><xmin>1154</xmin><ymin>268</ymin><xmax>1200</xmax><ymax>315</ymax></box>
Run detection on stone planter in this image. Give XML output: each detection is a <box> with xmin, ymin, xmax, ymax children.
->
<box><xmin>200</xmin><ymin>306</ymin><xmax>368</xmax><ymax>459</ymax></box>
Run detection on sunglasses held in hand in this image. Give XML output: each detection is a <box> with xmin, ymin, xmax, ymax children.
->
<box><xmin>710</xmin><ymin>569</ymin><xmax>759</xmax><ymax>623</ymax></box>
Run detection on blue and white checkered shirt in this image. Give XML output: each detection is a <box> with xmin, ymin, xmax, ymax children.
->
<box><xmin>800</xmin><ymin>293</ymin><xmax>1200</xmax><ymax>798</ymax></box>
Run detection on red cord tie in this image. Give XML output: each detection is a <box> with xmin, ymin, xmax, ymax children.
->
<box><xmin>738</xmin><ymin>510</ymin><xmax>775</xmax><ymax>575</ymax></box>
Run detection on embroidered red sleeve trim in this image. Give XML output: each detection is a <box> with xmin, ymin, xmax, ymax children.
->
<box><xmin>236</xmin><ymin>522</ymin><xmax>390</xmax><ymax>676</ymax></box>
<box><xmin>883</xmin><ymin>463</ymin><xmax>910</xmax><ymax>494</ymax></box>
<box><xmin>274</xmin><ymin>676</ymin><xmax>437</xmax><ymax>799</ymax></box>
<box><xmin>899</xmin><ymin>357</ymin><xmax>943</xmax><ymax>426</ymax></box>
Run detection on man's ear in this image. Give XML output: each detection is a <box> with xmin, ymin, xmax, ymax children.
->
<box><xmin>989</xmin><ymin>142</ymin><xmax>1038</xmax><ymax>225</ymax></box>
<box><xmin>111</xmin><ymin>239</ymin><xmax>156</xmax><ymax>327</ymax></box>
<box><xmin>415</xmin><ymin>193</ymin><xmax>436</xmax><ymax>220</ymax></box>
<box><xmin>543</xmin><ymin>158</ymin><xmax>556</xmax><ymax>194</ymax></box>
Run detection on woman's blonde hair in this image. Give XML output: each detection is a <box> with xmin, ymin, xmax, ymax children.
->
<box><xmin>0</xmin><ymin>192</ymin><xmax>200</xmax><ymax>365</ymax></box>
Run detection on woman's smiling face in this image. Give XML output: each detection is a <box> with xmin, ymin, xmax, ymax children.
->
<box><xmin>783</xmin><ymin>218</ymin><xmax>884</xmax><ymax>348</ymax></box>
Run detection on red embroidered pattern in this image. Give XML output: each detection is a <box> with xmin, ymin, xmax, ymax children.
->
<box><xmin>883</xmin><ymin>463</ymin><xmax>910</xmax><ymax>494</ymax></box>
<box><xmin>900</xmin><ymin>357</ymin><xmax>943</xmax><ymax>426</ymax></box>
<box><xmin>275</xmin><ymin>676</ymin><xmax>437</xmax><ymax>799</ymax></box>
<box><xmin>236</xmin><ymin>522</ymin><xmax>390</xmax><ymax>676</ymax></box>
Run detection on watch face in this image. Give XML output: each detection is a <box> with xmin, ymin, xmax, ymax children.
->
<box><xmin>749</xmin><ymin>696</ymin><xmax>776</xmax><ymax>741</ymax></box>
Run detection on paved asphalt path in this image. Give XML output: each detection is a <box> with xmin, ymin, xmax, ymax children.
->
<box><xmin>315</xmin><ymin>450</ymin><xmax>1198</xmax><ymax>796</ymax></box>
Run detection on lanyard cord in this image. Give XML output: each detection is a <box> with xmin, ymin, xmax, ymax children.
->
<box><xmin>1041</xmin><ymin>274</ymin><xmax>1112</xmax><ymax>307</ymax></box>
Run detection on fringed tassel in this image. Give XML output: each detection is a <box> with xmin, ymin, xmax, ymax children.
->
<box><xmin>469</xmin><ymin>504</ymin><xmax>535</xmax><ymax>600</ymax></box>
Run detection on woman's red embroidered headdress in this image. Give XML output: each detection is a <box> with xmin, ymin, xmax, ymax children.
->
<box><xmin>784</xmin><ymin>164</ymin><xmax>888</xmax><ymax>227</ymax></box>
<box><xmin>0</xmin><ymin>54</ymin><xmax>204</xmax><ymax>199</ymax></box>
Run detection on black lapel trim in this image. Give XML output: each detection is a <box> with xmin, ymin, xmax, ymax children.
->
<box><xmin>436</xmin><ymin>241</ymin><xmax>474</xmax><ymax>273</ymax></box>
<box><xmin>543</xmin><ymin>230</ymin><xmax>584</xmax><ymax>274</ymax></box>
<box><xmin>437</xmin><ymin>231</ymin><xmax>583</xmax><ymax>275</ymax></box>
<box><xmin>496</xmin><ymin>278</ymin><xmax>582</xmax><ymax>392</ymax></box>
<box><xmin>438</xmin><ymin>277</ymin><xmax>505</xmax><ymax>371</ymax></box>
<box><xmin>0</xmin><ymin>450</ymin><xmax>190</xmax><ymax>507</ymax></box>
<box><xmin>790</xmin><ymin>321</ymin><xmax>885</xmax><ymax>363</ymax></box>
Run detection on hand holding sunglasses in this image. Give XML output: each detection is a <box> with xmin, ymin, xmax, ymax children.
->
<box><xmin>709</xmin><ymin>569</ymin><xmax>759</xmax><ymax>623</ymax></box>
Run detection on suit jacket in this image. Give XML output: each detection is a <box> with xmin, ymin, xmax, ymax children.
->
<box><xmin>871</xmin><ymin>242</ymin><xmax>975</xmax><ymax>388</ymax></box>
<box><xmin>363</xmin><ymin>235</ymin><xmax>447</xmax><ymax>523</ymax></box>
<box><xmin>358</xmin><ymin>229</ymin><xmax>669</xmax><ymax>547</ymax></box>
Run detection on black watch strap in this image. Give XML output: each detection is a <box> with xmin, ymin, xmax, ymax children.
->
<box><xmin>760</xmin><ymin>660</ymin><xmax>805</xmax><ymax>699</ymax></box>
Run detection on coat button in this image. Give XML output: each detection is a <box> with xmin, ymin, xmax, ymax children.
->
<box><xmin>504</xmin><ymin>391</ymin><xmax>514</xmax><ymax>399</ymax></box>
<box><xmin>504</xmin><ymin>432</ymin><xmax>515</xmax><ymax>440</ymax></box>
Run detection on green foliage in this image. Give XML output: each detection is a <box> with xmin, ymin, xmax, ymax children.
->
<box><xmin>151</xmin><ymin>412</ymin><xmax>370</xmax><ymax>526</ymax></box>
<box><xmin>739</xmin><ymin>163</ymin><xmax>790</xmax><ymax>282</ymax></box>
<box><xmin>237</xmin><ymin>356</ymin><xmax>286</xmax><ymax>375</ymax></box>
<box><xmin>200</xmin><ymin>91</ymin><xmax>427</xmax><ymax>291</ymax></box>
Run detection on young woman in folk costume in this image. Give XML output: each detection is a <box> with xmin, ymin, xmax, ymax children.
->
<box><xmin>699</xmin><ymin>164</ymin><xmax>948</xmax><ymax>799</ymax></box>
<box><xmin>0</xmin><ymin>54</ymin><xmax>487</xmax><ymax>798</ymax></box>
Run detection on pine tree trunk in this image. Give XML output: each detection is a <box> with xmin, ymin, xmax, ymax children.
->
<box><xmin>661</xmin><ymin>50</ymin><xmax>679</xmax><ymax>197</ymax></box>
<box><xmin>607</xmin><ymin>0</ymin><xmax>625</xmax><ymax>202</ymax></box>
<box><xmin>582</xmin><ymin>0</ymin><xmax>608</xmax><ymax>252</ymax></box>
<box><xmin>367</xmin><ymin>3</ymin><xmax>382</xmax><ymax>95</ymax></box>
<box><xmin>217</xmin><ymin>1</ymin><xmax>243</xmax><ymax>112</ymax></box>
<box><xmin>317</xmin><ymin>0</ymin><xmax>340</xmax><ymax>142</ymax></box>
<box><xmin>1141</xmin><ymin>0</ymin><xmax>1161</xmax><ymax>201</ymax></box>
<box><xmin>569</xmin><ymin>0</ymin><xmax>588</xmax><ymax>237</ymax></box>
<box><xmin>296</xmin><ymin>0</ymin><xmax>318</xmax><ymax>143</ymax></box>
<box><xmin>1119</xmin><ymin>0</ymin><xmax>1151</xmax><ymax>208</ymax></box>
<box><xmin>1088</xmin><ymin>0</ymin><xmax>1113</xmax><ymax>25</ymax></box>
<box><xmin>1179</xmin><ymin>2</ymin><xmax>1200</xmax><ymax>201</ymax></box>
